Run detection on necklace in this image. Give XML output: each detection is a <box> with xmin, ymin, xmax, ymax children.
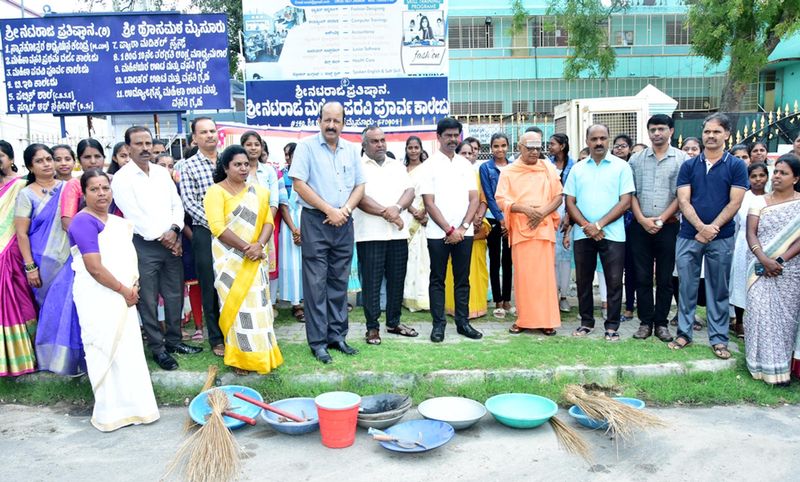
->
<box><xmin>34</xmin><ymin>179</ymin><xmax>57</xmax><ymax>196</ymax></box>
<box><xmin>224</xmin><ymin>178</ymin><xmax>244</xmax><ymax>194</ymax></box>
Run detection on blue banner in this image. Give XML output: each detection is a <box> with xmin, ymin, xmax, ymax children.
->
<box><xmin>245</xmin><ymin>77</ymin><xmax>448</xmax><ymax>128</ymax></box>
<box><xmin>0</xmin><ymin>13</ymin><xmax>231</xmax><ymax>115</ymax></box>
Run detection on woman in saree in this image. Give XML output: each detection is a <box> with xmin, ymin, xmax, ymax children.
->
<box><xmin>204</xmin><ymin>145</ymin><xmax>283</xmax><ymax>375</ymax></box>
<box><xmin>61</xmin><ymin>138</ymin><xmax>107</xmax><ymax>232</ymax></box>
<box><xmin>744</xmin><ymin>154</ymin><xmax>800</xmax><ymax>386</ymax></box>
<box><xmin>0</xmin><ymin>140</ymin><xmax>37</xmax><ymax>376</ymax></box>
<box><xmin>15</xmin><ymin>144</ymin><xmax>84</xmax><ymax>376</ymax></box>
<box><xmin>278</xmin><ymin>142</ymin><xmax>305</xmax><ymax>321</ymax></box>
<box><xmin>69</xmin><ymin>170</ymin><xmax>159</xmax><ymax>431</ymax></box>
<box><xmin>445</xmin><ymin>141</ymin><xmax>489</xmax><ymax>319</ymax></box>
<box><xmin>402</xmin><ymin>136</ymin><xmax>430</xmax><ymax>312</ymax></box>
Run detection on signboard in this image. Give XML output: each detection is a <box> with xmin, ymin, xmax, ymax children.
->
<box><xmin>243</xmin><ymin>0</ymin><xmax>448</xmax><ymax>128</ymax></box>
<box><xmin>0</xmin><ymin>13</ymin><xmax>231</xmax><ymax>115</ymax></box>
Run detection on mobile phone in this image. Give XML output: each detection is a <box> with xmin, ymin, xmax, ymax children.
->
<box><xmin>754</xmin><ymin>263</ymin><xmax>765</xmax><ymax>276</ymax></box>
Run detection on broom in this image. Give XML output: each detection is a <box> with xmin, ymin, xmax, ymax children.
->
<box><xmin>564</xmin><ymin>385</ymin><xmax>665</xmax><ymax>442</ymax></box>
<box><xmin>548</xmin><ymin>416</ymin><xmax>594</xmax><ymax>463</ymax></box>
<box><xmin>184</xmin><ymin>365</ymin><xmax>219</xmax><ymax>431</ymax></box>
<box><xmin>165</xmin><ymin>389</ymin><xmax>242</xmax><ymax>482</ymax></box>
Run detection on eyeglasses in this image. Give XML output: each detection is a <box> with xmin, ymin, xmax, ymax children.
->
<box><xmin>613</xmin><ymin>144</ymin><xmax>629</xmax><ymax>149</ymax></box>
<box><xmin>521</xmin><ymin>144</ymin><xmax>543</xmax><ymax>151</ymax></box>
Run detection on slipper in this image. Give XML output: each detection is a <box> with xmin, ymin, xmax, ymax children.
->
<box><xmin>692</xmin><ymin>320</ymin><xmax>703</xmax><ymax>331</ymax></box>
<box><xmin>507</xmin><ymin>306</ymin><xmax>518</xmax><ymax>316</ymax></box>
<box><xmin>191</xmin><ymin>330</ymin><xmax>204</xmax><ymax>342</ymax></box>
<box><xmin>347</xmin><ymin>303</ymin><xmax>354</xmax><ymax>312</ymax></box>
<box><xmin>668</xmin><ymin>336</ymin><xmax>691</xmax><ymax>350</ymax></box>
<box><xmin>212</xmin><ymin>344</ymin><xmax>225</xmax><ymax>357</ymax></box>
<box><xmin>386</xmin><ymin>324</ymin><xmax>418</xmax><ymax>337</ymax></box>
<box><xmin>712</xmin><ymin>344</ymin><xmax>731</xmax><ymax>360</ymax></box>
<box><xmin>540</xmin><ymin>328</ymin><xmax>557</xmax><ymax>336</ymax></box>
<box><xmin>232</xmin><ymin>368</ymin><xmax>250</xmax><ymax>376</ymax></box>
<box><xmin>292</xmin><ymin>307</ymin><xmax>306</xmax><ymax>323</ymax></box>
<box><xmin>572</xmin><ymin>326</ymin><xmax>593</xmax><ymax>337</ymax></box>
<box><xmin>604</xmin><ymin>331</ymin><xmax>620</xmax><ymax>342</ymax></box>
<box><xmin>493</xmin><ymin>308</ymin><xmax>506</xmax><ymax>319</ymax></box>
<box><xmin>365</xmin><ymin>329</ymin><xmax>381</xmax><ymax>345</ymax></box>
<box><xmin>181</xmin><ymin>330</ymin><xmax>191</xmax><ymax>341</ymax></box>
<box><xmin>508</xmin><ymin>323</ymin><xmax>524</xmax><ymax>334</ymax></box>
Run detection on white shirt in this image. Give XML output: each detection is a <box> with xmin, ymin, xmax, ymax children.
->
<box><xmin>111</xmin><ymin>161</ymin><xmax>185</xmax><ymax>240</ymax></box>
<box><xmin>420</xmin><ymin>150</ymin><xmax>477</xmax><ymax>239</ymax></box>
<box><xmin>353</xmin><ymin>155</ymin><xmax>412</xmax><ymax>242</ymax></box>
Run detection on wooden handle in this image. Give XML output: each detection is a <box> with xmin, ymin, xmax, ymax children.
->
<box><xmin>233</xmin><ymin>392</ymin><xmax>305</xmax><ymax>422</ymax></box>
<box><xmin>371</xmin><ymin>434</ymin><xmax>395</xmax><ymax>442</ymax></box>
<box><xmin>223</xmin><ymin>410</ymin><xmax>257</xmax><ymax>426</ymax></box>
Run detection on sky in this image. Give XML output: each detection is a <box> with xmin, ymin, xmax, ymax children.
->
<box><xmin>2</xmin><ymin>0</ymin><xmax>196</xmax><ymax>17</ymax></box>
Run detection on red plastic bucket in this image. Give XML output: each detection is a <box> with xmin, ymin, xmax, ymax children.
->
<box><xmin>314</xmin><ymin>391</ymin><xmax>361</xmax><ymax>448</ymax></box>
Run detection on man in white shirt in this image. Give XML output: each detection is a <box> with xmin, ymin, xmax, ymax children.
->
<box><xmin>354</xmin><ymin>126</ymin><xmax>416</xmax><ymax>346</ymax></box>
<box><xmin>112</xmin><ymin>126</ymin><xmax>202</xmax><ymax>371</ymax></box>
<box><xmin>422</xmin><ymin>117</ymin><xmax>482</xmax><ymax>342</ymax></box>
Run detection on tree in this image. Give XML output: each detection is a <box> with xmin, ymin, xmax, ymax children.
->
<box><xmin>688</xmin><ymin>0</ymin><xmax>800</xmax><ymax>112</ymax></box>
<box><xmin>545</xmin><ymin>0</ymin><xmax>628</xmax><ymax>80</ymax></box>
<box><xmin>192</xmin><ymin>0</ymin><xmax>242</xmax><ymax>78</ymax></box>
<box><xmin>547</xmin><ymin>0</ymin><xmax>800</xmax><ymax>112</ymax></box>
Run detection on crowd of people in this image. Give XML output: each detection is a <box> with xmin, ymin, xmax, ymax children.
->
<box><xmin>1</xmin><ymin>103</ymin><xmax>799</xmax><ymax>432</ymax></box>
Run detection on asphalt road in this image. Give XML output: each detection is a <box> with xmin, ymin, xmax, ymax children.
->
<box><xmin>2</xmin><ymin>402</ymin><xmax>799</xmax><ymax>481</ymax></box>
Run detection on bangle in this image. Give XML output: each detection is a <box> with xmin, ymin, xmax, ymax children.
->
<box><xmin>445</xmin><ymin>226</ymin><xmax>455</xmax><ymax>236</ymax></box>
<box><xmin>751</xmin><ymin>244</ymin><xmax>762</xmax><ymax>253</ymax></box>
<box><xmin>24</xmin><ymin>262</ymin><xmax>38</xmax><ymax>273</ymax></box>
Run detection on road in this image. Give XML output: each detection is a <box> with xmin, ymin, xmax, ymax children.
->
<box><xmin>1</xmin><ymin>403</ymin><xmax>798</xmax><ymax>481</ymax></box>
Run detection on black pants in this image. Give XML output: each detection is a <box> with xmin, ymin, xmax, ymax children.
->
<box><xmin>357</xmin><ymin>239</ymin><xmax>408</xmax><ymax>331</ymax></box>
<box><xmin>192</xmin><ymin>225</ymin><xmax>223</xmax><ymax>348</ymax></box>
<box><xmin>133</xmin><ymin>235</ymin><xmax>184</xmax><ymax>355</ymax></box>
<box><xmin>624</xmin><ymin>223</ymin><xmax>637</xmax><ymax>312</ymax></box>
<box><xmin>573</xmin><ymin>238</ymin><xmax>625</xmax><ymax>331</ymax></box>
<box><xmin>487</xmin><ymin>218</ymin><xmax>512</xmax><ymax>302</ymax></box>
<box><xmin>630</xmin><ymin>221</ymin><xmax>678</xmax><ymax>327</ymax></box>
<box><xmin>301</xmin><ymin>208</ymin><xmax>353</xmax><ymax>350</ymax></box>
<box><xmin>428</xmin><ymin>237</ymin><xmax>473</xmax><ymax>328</ymax></box>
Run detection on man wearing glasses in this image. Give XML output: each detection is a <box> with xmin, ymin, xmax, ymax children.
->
<box><xmin>564</xmin><ymin>124</ymin><xmax>635</xmax><ymax>342</ymax></box>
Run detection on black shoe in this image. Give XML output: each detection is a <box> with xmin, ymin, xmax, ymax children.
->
<box><xmin>633</xmin><ymin>325</ymin><xmax>652</xmax><ymax>340</ymax></box>
<box><xmin>166</xmin><ymin>343</ymin><xmax>203</xmax><ymax>355</ymax></box>
<box><xmin>457</xmin><ymin>323</ymin><xmax>483</xmax><ymax>340</ymax></box>
<box><xmin>328</xmin><ymin>341</ymin><xmax>358</xmax><ymax>355</ymax></box>
<box><xmin>154</xmin><ymin>352</ymin><xmax>178</xmax><ymax>371</ymax></box>
<box><xmin>654</xmin><ymin>326</ymin><xmax>674</xmax><ymax>343</ymax></box>
<box><xmin>312</xmin><ymin>347</ymin><xmax>332</xmax><ymax>364</ymax></box>
<box><xmin>430</xmin><ymin>326</ymin><xmax>445</xmax><ymax>343</ymax></box>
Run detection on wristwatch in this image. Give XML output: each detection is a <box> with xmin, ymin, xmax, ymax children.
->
<box><xmin>461</xmin><ymin>222</ymin><xmax>471</xmax><ymax>230</ymax></box>
<box><xmin>171</xmin><ymin>224</ymin><xmax>181</xmax><ymax>235</ymax></box>
<box><xmin>654</xmin><ymin>219</ymin><xmax>664</xmax><ymax>227</ymax></box>
<box><xmin>776</xmin><ymin>256</ymin><xmax>785</xmax><ymax>265</ymax></box>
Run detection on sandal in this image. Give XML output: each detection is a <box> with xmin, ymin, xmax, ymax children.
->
<box><xmin>733</xmin><ymin>323</ymin><xmax>744</xmax><ymax>339</ymax></box>
<box><xmin>692</xmin><ymin>320</ymin><xmax>703</xmax><ymax>331</ymax></box>
<box><xmin>712</xmin><ymin>344</ymin><xmax>731</xmax><ymax>360</ymax></box>
<box><xmin>508</xmin><ymin>323</ymin><xmax>524</xmax><ymax>334</ymax></box>
<box><xmin>365</xmin><ymin>329</ymin><xmax>381</xmax><ymax>345</ymax></box>
<box><xmin>386</xmin><ymin>324</ymin><xmax>418</xmax><ymax>337</ymax></box>
<box><xmin>347</xmin><ymin>303</ymin><xmax>354</xmax><ymax>312</ymax></box>
<box><xmin>493</xmin><ymin>308</ymin><xmax>507</xmax><ymax>319</ymax></box>
<box><xmin>233</xmin><ymin>367</ymin><xmax>250</xmax><ymax>376</ymax></box>
<box><xmin>212</xmin><ymin>344</ymin><xmax>225</xmax><ymax>357</ymax></box>
<box><xmin>181</xmin><ymin>329</ymin><xmax>191</xmax><ymax>341</ymax></box>
<box><xmin>668</xmin><ymin>336</ymin><xmax>691</xmax><ymax>350</ymax></box>
<box><xmin>541</xmin><ymin>328</ymin><xmax>557</xmax><ymax>336</ymax></box>
<box><xmin>604</xmin><ymin>331</ymin><xmax>620</xmax><ymax>342</ymax></box>
<box><xmin>572</xmin><ymin>326</ymin><xmax>593</xmax><ymax>337</ymax></box>
<box><xmin>191</xmin><ymin>330</ymin><xmax>204</xmax><ymax>342</ymax></box>
<box><xmin>292</xmin><ymin>307</ymin><xmax>306</xmax><ymax>323</ymax></box>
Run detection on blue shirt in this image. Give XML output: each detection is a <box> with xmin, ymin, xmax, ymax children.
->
<box><xmin>563</xmin><ymin>154</ymin><xmax>635</xmax><ymax>243</ymax></box>
<box><xmin>288</xmin><ymin>132</ymin><xmax>365</xmax><ymax>209</ymax></box>
<box><xmin>676</xmin><ymin>151</ymin><xmax>748</xmax><ymax>240</ymax></box>
<box><xmin>549</xmin><ymin>155</ymin><xmax>575</xmax><ymax>186</ymax></box>
<box><xmin>478</xmin><ymin>156</ymin><xmax>509</xmax><ymax>220</ymax></box>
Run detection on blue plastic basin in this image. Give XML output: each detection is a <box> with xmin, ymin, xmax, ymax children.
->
<box><xmin>484</xmin><ymin>393</ymin><xmax>558</xmax><ymax>429</ymax></box>
<box><xmin>189</xmin><ymin>385</ymin><xmax>263</xmax><ymax>430</ymax></box>
<box><xmin>260</xmin><ymin>397</ymin><xmax>319</xmax><ymax>435</ymax></box>
<box><xmin>568</xmin><ymin>397</ymin><xmax>646</xmax><ymax>430</ymax></box>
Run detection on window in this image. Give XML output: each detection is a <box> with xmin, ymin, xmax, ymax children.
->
<box><xmin>531</xmin><ymin>16</ymin><xmax>569</xmax><ymax>47</ymax></box>
<box><xmin>448</xmin><ymin>17</ymin><xmax>493</xmax><ymax>49</ymax></box>
<box><xmin>666</xmin><ymin>16</ymin><xmax>691</xmax><ymax>45</ymax></box>
<box><xmin>451</xmin><ymin>101</ymin><xmax>503</xmax><ymax>117</ymax></box>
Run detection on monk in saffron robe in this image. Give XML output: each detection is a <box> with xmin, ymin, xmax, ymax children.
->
<box><xmin>495</xmin><ymin>130</ymin><xmax>563</xmax><ymax>334</ymax></box>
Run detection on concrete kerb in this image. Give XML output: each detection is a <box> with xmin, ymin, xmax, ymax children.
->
<box><xmin>8</xmin><ymin>358</ymin><xmax>737</xmax><ymax>392</ymax></box>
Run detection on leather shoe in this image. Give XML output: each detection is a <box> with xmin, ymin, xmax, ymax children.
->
<box><xmin>166</xmin><ymin>342</ymin><xmax>203</xmax><ymax>355</ymax></box>
<box><xmin>430</xmin><ymin>326</ymin><xmax>445</xmax><ymax>343</ymax></box>
<box><xmin>457</xmin><ymin>323</ymin><xmax>483</xmax><ymax>340</ymax></box>
<box><xmin>328</xmin><ymin>341</ymin><xmax>358</xmax><ymax>355</ymax></box>
<box><xmin>312</xmin><ymin>347</ymin><xmax>332</xmax><ymax>364</ymax></box>
<box><xmin>154</xmin><ymin>352</ymin><xmax>178</xmax><ymax>371</ymax></box>
<box><xmin>655</xmin><ymin>326</ymin><xmax>674</xmax><ymax>342</ymax></box>
<box><xmin>633</xmin><ymin>325</ymin><xmax>652</xmax><ymax>340</ymax></box>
